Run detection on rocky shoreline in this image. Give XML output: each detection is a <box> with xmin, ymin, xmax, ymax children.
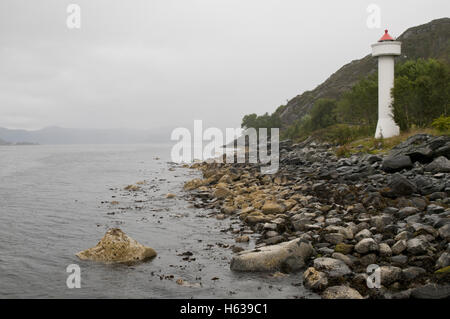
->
<box><xmin>183</xmin><ymin>133</ymin><xmax>450</xmax><ymax>299</ymax></box>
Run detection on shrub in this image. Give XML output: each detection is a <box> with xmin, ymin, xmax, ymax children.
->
<box><xmin>431</xmin><ymin>115</ymin><xmax>450</xmax><ymax>132</ymax></box>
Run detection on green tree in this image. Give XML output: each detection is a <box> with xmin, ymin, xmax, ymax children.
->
<box><xmin>336</xmin><ymin>74</ymin><xmax>378</xmax><ymax>127</ymax></box>
<box><xmin>392</xmin><ymin>58</ymin><xmax>450</xmax><ymax>131</ymax></box>
<box><xmin>309</xmin><ymin>98</ymin><xmax>338</xmax><ymax>130</ymax></box>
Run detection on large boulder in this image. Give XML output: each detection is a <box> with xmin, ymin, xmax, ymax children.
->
<box><xmin>76</xmin><ymin>228</ymin><xmax>157</xmax><ymax>263</ymax></box>
<box><xmin>383</xmin><ymin>174</ymin><xmax>417</xmax><ymax>197</ymax></box>
<box><xmin>230</xmin><ymin>239</ymin><xmax>313</xmax><ymax>272</ymax></box>
<box><xmin>313</xmin><ymin>257</ymin><xmax>352</xmax><ymax>279</ymax></box>
<box><xmin>381</xmin><ymin>155</ymin><xmax>413</xmax><ymax>173</ymax></box>
<box><xmin>424</xmin><ymin>156</ymin><xmax>450</xmax><ymax>173</ymax></box>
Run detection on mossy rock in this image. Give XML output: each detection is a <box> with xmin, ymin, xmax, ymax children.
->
<box><xmin>335</xmin><ymin>243</ymin><xmax>353</xmax><ymax>255</ymax></box>
<box><xmin>435</xmin><ymin>266</ymin><xmax>450</xmax><ymax>274</ymax></box>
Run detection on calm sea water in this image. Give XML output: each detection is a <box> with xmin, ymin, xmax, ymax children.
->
<box><xmin>0</xmin><ymin>144</ymin><xmax>317</xmax><ymax>298</ymax></box>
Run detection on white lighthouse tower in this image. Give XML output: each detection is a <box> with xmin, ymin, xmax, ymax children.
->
<box><xmin>372</xmin><ymin>30</ymin><xmax>401</xmax><ymax>139</ymax></box>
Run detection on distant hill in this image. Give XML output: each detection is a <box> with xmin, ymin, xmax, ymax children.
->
<box><xmin>0</xmin><ymin>137</ymin><xmax>10</xmax><ymax>145</ymax></box>
<box><xmin>0</xmin><ymin>126</ymin><xmax>173</xmax><ymax>145</ymax></box>
<box><xmin>278</xmin><ymin>18</ymin><xmax>450</xmax><ymax>128</ymax></box>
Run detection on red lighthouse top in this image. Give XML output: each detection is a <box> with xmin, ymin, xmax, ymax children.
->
<box><xmin>378</xmin><ymin>29</ymin><xmax>394</xmax><ymax>42</ymax></box>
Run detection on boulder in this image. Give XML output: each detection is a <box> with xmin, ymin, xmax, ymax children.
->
<box><xmin>384</xmin><ymin>174</ymin><xmax>417</xmax><ymax>197</ymax></box>
<box><xmin>321</xmin><ymin>285</ymin><xmax>363</xmax><ymax>299</ymax></box>
<box><xmin>381</xmin><ymin>155</ymin><xmax>413</xmax><ymax>173</ymax></box>
<box><xmin>424</xmin><ymin>156</ymin><xmax>450</xmax><ymax>173</ymax></box>
<box><xmin>406</xmin><ymin>238</ymin><xmax>430</xmax><ymax>255</ymax></box>
<box><xmin>303</xmin><ymin>267</ymin><xmax>328</xmax><ymax>291</ymax></box>
<box><xmin>380</xmin><ymin>266</ymin><xmax>402</xmax><ymax>285</ymax></box>
<box><xmin>379</xmin><ymin>243</ymin><xmax>392</xmax><ymax>257</ymax></box>
<box><xmin>230</xmin><ymin>239</ymin><xmax>313</xmax><ymax>272</ymax></box>
<box><xmin>392</xmin><ymin>240</ymin><xmax>407</xmax><ymax>255</ymax></box>
<box><xmin>438</xmin><ymin>224</ymin><xmax>450</xmax><ymax>241</ymax></box>
<box><xmin>76</xmin><ymin>228</ymin><xmax>157</xmax><ymax>263</ymax></box>
<box><xmin>355</xmin><ymin>238</ymin><xmax>379</xmax><ymax>254</ymax></box>
<box><xmin>313</xmin><ymin>257</ymin><xmax>352</xmax><ymax>278</ymax></box>
<box><xmin>411</xmin><ymin>283</ymin><xmax>450</xmax><ymax>299</ymax></box>
<box><xmin>261</xmin><ymin>201</ymin><xmax>286</xmax><ymax>215</ymax></box>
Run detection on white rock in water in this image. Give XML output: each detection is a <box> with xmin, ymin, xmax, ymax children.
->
<box><xmin>76</xmin><ymin>228</ymin><xmax>157</xmax><ymax>263</ymax></box>
<box><xmin>230</xmin><ymin>239</ymin><xmax>313</xmax><ymax>272</ymax></box>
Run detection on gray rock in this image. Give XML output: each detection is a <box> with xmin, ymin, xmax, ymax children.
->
<box><xmin>406</xmin><ymin>238</ymin><xmax>430</xmax><ymax>255</ymax></box>
<box><xmin>398</xmin><ymin>207</ymin><xmax>420</xmax><ymax>217</ymax></box>
<box><xmin>331</xmin><ymin>252</ymin><xmax>353</xmax><ymax>267</ymax></box>
<box><xmin>321</xmin><ymin>285</ymin><xmax>363</xmax><ymax>299</ymax></box>
<box><xmin>355</xmin><ymin>238</ymin><xmax>379</xmax><ymax>254</ymax></box>
<box><xmin>380</xmin><ymin>266</ymin><xmax>402</xmax><ymax>285</ymax></box>
<box><xmin>394</xmin><ymin>231</ymin><xmax>409</xmax><ymax>241</ymax></box>
<box><xmin>414</xmin><ymin>175</ymin><xmax>444</xmax><ymax>195</ymax></box>
<box><xmin>427</xmin><ymin>204</ymin><xmax>445</xmax><ymax>214</ymax></box>
<box><xmin>438</xmin><ymin>224</ymin><xmax>450</xmax><ymax>241</ymax></box>
<box><xmin>360</xmin><ymin>253</ymin><xmax>377</xmax><ymax>266</ymax></box>
<box><xmin>313</xmin><ymin>257</ymin><xmax>352</xmax><ymax>278</ymax></box>
<box><xmin>381</xmin><ymin>155</ymin><xmax>413</xmax><ymax>173</ymax></box>
<box><xmin>385</xmin><ymin>173</ymin><xmax>417</xmax><ymax>197</ymax></box>
<box><xmin>392</xmin><ymin>240</ymin><xmax>407</xmax><ymax>255</ymax></box>
<box><xmin>390</xmin><ymin>255</ymin><xmax>408</xmax><ymax>266</ymax></box>
<box><xmin>355</xmin><ymin>229</ymin><xmax>372</xmax><ymax>242</ymax></box>
<box><xmin>324</xmin><ymin>233</ymin><xmax>345</xmax><ymax>245</ymax></box>
<box><xmin>230</xmin><ymin>238</ymin><xmax>313</xmax><ymax>272</ymax></box>
<box><xmin>411</xmin><ymin>283</ymin><xmax>450</xmax><ymax>299</ymax></box>
<box><xmin>402</xmin><ymin>267</ymin><xmax>426</xmax><ymax>281</ymax></box>
<box><xmin>379</xmin><ymin>243</ymin><xmax>392</xmax><ymax>257</ymax></box>
<box><xmin>303</xmin><ymin>267</ymin><xmax>328</xmax><ymax>291</ymax></box>
<box><xmin>424</xmin><ymin>156</ymin><xmax>450</xmax><ymax>173</ymax></box>
<box><xmin>436</xmin><ymin>252</ymin><xmax>450</xmax><ymax>269</ymax></box>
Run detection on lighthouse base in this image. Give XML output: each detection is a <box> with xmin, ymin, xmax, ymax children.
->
<box><xmin>375</xmin><ymin>118</ymin><xmax>400</xmax><ymax>139</ymax></box>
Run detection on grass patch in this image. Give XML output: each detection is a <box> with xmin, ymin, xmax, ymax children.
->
<box><xmin>334</xmin><ymin>127</ymin><xmax>450</xmax><ymax>157</ymax></box>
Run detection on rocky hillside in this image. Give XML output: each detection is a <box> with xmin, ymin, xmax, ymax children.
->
<box><xmin>279</xmin><ymin>18</ymin><xmax>450</xmax><ymax>128</ymax></box>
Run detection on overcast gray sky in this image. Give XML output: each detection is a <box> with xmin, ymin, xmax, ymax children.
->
<box><xmin>0</xmin><ymin>0</ymin><xmax>449</xmax><ymax>132</ymax></box>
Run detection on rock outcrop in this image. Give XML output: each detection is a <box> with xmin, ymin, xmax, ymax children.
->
<box><xmin>76</xmin><ymin>228</ymin><xmax>157</xmax><ymax>263</ymax></box>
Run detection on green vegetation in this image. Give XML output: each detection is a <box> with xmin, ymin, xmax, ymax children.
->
<box><xmin>241</xmin><ymin>58</ymin><xmax>450</xmax><ymax>147</ymax></box>
<box><xmin>392</xmin><ymin>59</ymin><xmax>450</xmax><ymax>131</ymax></box>
<box><xmin>241</xmin><ymin>105</ymin><xmax>285</xmax><ymax>130</ymax></box>
<box><xmin>432</xmin><ymin>115</ymin><xmax>450</xmax><ymax>132</ymax></box>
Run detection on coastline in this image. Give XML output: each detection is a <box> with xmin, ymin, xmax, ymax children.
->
<box><xmin>183</xmin><ymin>133</ymin><xmax>450</xmax><ymax>299</ymax></box>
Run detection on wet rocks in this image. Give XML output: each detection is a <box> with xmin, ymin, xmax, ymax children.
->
<box><xmin>321</xmin><ymin>285</ymin><xmax>363</xmax><ymax>299</ymax></box>
<box><xmin>313</xmin><ymin>257</ymin><xmax>352</xmax><ymax>279</ymax></box>
<box><xmin>303</xmin><ymin>267</ymin><xmax>328</xmax><ymax>291</ymax></box>
<box><xmin>76</xmin><ymin>228</ymin><xmax>157</xmax><ymax>263</ymax></box>
<box><xmin>185</xmin><ymin>133</ymin><xmax>450</xmax><ymax>299</ymax></box>
<box><xmin>230</xmin><ymin>239</ymin><xmax>313</xmax><ymax>272</ymax></box>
